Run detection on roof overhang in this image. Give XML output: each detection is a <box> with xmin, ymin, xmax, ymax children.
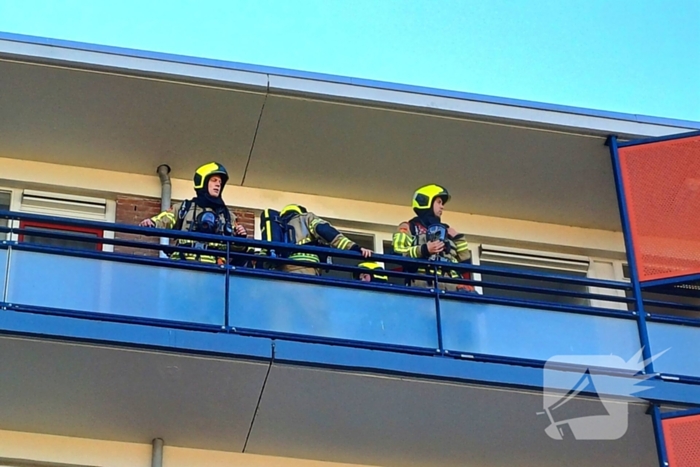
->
<box><xmin>1</xmin><ymin>32</ymin><xmax>698</xmax><ymax>230</ymax></box>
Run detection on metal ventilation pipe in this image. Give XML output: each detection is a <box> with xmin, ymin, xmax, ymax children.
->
<box><xmin>156</xmin><ymin>165</ymin><xmax>172</xmax><ymax>257</ymax></box>
<box><xmin>151</xmin><ymin>438</ymin><xmax>164</xmax><ymax>467</ymax></box>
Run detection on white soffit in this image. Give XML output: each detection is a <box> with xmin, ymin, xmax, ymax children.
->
<box><xmin>0</xmin><ymin>34</ymin><xmax>698</xmax><ymax>139</ymax></box>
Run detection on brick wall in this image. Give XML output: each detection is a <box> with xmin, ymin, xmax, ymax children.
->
<box><xmin>231</xmin><ymin>208</ymin><xmax>256</xmax><ymax>236</ymax></box>
<box><xmin>114</xmin><ymin>195</ymin><xmax>256</xmax><ymax>256</ymax></box>
<box><xmin>114</xmin><ymin>196</ymin><xmax>163</xmax><ymax>256</ymax></box>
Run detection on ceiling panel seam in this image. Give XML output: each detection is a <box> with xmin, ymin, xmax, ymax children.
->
<box><xmin>242</xmin><ymin>340</ymin><xmax>274</xmax><ymax>453</ymax></box>
<box><xmin>240</xmin><ymin>76</ymin><xmax>270</xmax><ymax>186</ymax></box>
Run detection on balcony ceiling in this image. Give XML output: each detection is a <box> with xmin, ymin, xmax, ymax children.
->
<box><xmin>0</xmin><ymin>336</ymin><xmax>658</xmax><ymax>467</ymax></box>
<box><xmin>0</xmin><ymin>41</ymin><xmax>696</xmax><ymax>230</ymax></box>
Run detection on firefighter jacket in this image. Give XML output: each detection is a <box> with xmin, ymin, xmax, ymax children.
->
<box><xmin>150</xmin><ymin>200</ymin><xmax>248</xmax><ymax>264</ymax></box>
<box><xmin>392</xmin><ymin>217</ymin><xmax>470</xmax><ymax>269</ymax></box>
<box><xmin>283</xmin><ymin>212</ymin><xmax>361</xmax><ymax>263</ymax></box>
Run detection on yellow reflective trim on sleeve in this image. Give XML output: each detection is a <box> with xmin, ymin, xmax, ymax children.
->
<box><xmin>392</xmin><ymin>232</ymin><xmax>415</xmax><ymax>256</ymax></box>
<box><xmin>337</xmin><ymin>237</ymin><xmax>351</xmax><ymax>250</ymax></box>
<box><xmin>153</xmin><ymin>211</ymin><xmax>175</xmax><ymax>222</ymax></box>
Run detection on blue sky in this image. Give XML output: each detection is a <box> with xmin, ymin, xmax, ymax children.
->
<box><xmin>1</xmin><ymin>0</ymin><xmax>698</xmax><ymax>121</ymax></box>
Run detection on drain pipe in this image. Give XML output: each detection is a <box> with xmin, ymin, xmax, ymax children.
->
<box><xmin>156</xmin><ymin>165</ymin><xmax>172</xmax><ymax>258</ymax></box>
<box><xmin>151</xmin><ymin>438</ymin><xmax>164</xmax><ymax>467</ymax></box>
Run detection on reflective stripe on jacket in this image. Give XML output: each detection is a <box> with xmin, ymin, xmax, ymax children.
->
<box><xmin>285</xmin><ymin>212</ymin><xmax>358</xmax><ymax>263</ymax></box>
<box><xmin>150</xmin><ymin>201</ymin><xmax>247</xmax><ymax>263</ymax></box>
<box><xmin>392</xmin><ymin>218</ymin><xmax>470</xmax><ymax>264</ymax></box>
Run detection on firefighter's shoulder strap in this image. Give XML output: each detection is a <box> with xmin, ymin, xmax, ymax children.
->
<box><xmin>216</xmin><ymin>205</ymin><xmax>232</xmax><ymax>225</ymax></box>
<box><xmin>216</xmin><ymin>206</ymin><xmax>231</xmax><ymax>224</ymax></box>
<box><xmin>260</xmin><ymin>209</ymin><xmax>287</xmax><ymax>243</ymax></box>
<box><xmin>408</xmin><ymin>217</ymin><xmax>426</xmax><ymax>237</ymax></box>
<box><xmin>174</xmin><ymin>199</ymin><xmax>195</xmax><ymax>231</ymax></box>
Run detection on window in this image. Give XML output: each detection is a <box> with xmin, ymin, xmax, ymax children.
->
<box><xmin>19</xmin><ymin>220</ymin><xmax>103</xmax><ymax>251</ymax></box>
<box><xmin>16</xmin><ymin>190</ymin><xmax>111</xmax><ymax>252</ymax></box>
<box><xmin>0</xmin><ymin>191</ymin><xmax>10</xmax><ymax>240</ymax></box>
<box><xmin>478</xmin><ymin>245</ymin><xmax>591</xmax><ymax>307</ymax></box>
<box><xmin>0</xmin><ymin>187</ymin><xmax>116</xmax><ymax>250</ymax></box>
<box><xmin>20</xmin><ymin>190</ymin><xmax>107</xmax><ymax>219</ymax></box>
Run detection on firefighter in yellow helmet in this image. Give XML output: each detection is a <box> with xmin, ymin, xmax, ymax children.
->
<box><xmin>275</xmin><ymin>204</ymin><xmax>372</xmax><ymax>275</ymax></box>
<box><xmin>392</xmin><ymin>184</ymin><xmax>473</xmax><ymax>292</ymax></box>
<box><xmin>353</xmin><ymin>261</ymin><xmax>389</xmax><ymax>283</ymax></box>
<box><xmin>139</xmin><ymin>162</ymin><xmax>249</xmax><ymax>264</ymax></box>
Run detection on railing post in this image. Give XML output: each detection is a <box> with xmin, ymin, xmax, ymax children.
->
<box><xmin>1</xmin><ymin>243</ymin><xmax>9</xmax><ymax>305</ymax></box>
<box><xmin>607</xmin><ymin>135</ymin><xmax>654</xmax><ymax>374</ymax></box>
<box><xmin>433</xmin><ymin>267</ymin><xmax>444</xmax><ymax>354</ymax></box>
<box><xmin>650</xmin><ymin>405</ymin><xmax>670</xmax><ymax>467</ymax></box>
<box><xmin>2</xmin><ymin>219</ymin><xmax>15</xmax><ymax>305</ymax></box>
<box><xmin>224</xmin><ymin>239</ymin><xmax>231</xmax><ymax>331</ymax></box>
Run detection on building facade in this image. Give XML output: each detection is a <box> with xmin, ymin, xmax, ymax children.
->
<box><xmin>0</xmin><ymin>32</ymin><xmax>699</xmax><ymax>467</ymax></box>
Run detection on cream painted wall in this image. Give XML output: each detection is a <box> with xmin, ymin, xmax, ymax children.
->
<box><xmin>0</xmin><ymin>429</ymin><xmax>150</xmax><ymax>467</ymax></box>
<box><xmin>166</xmin><ymin>445</ymin><xmax>378</xmax><ymax>467</ymax></box>
<box><xmin>0</xmin><ymin>430</ymin><xmax>376</xmax><ymax>467</ymax></box>
<box><xmin>0</xmin><ymin>156</ymin><xmax>624</xmax><ymax>257</ymax></box>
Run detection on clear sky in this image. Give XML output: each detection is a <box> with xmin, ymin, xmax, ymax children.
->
<box><xmin>1</xmin><ymin>0</ymin><xmax>698</xmax><ymax>121</ymax></box>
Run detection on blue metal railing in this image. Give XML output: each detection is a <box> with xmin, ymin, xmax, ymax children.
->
<box><xmin>0</xmin><ymin>209</ymin><xmax>698</xmax><ymax>379</ymax></box>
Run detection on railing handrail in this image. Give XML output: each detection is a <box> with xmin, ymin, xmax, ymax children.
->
<box><xmin>0</xmin><ymin>209</ymin><xmax>632</xmax><ymax>293</ymax></box>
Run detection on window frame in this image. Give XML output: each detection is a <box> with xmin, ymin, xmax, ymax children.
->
<box><xmin>0</xmin><ymin>186</ymin><xmax>116</xmax><ymax>252</ymax></box>
<box><xmin>18</xmin><ymin>219</ymin><xmax>105</xmax><ymax>251</ymax></box>
<box><xmin>474</xmin><ymin>244</ymin><xmax>593</xmax><ymax>306</ymax></box>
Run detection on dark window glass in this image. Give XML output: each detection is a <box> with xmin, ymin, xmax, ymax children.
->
<box><xmin>321</xmin><ymin>232</ymin><xmax>375</xmax><ymax>280</ymax></box>
<box><xmin>20</xmin><ymin>221</ymin><xmax>102</xmax><ymax>251</ymax></box>
<box><xmin>480</xmin><ymin>261</ymin><xmax>589</xmax><ymax>307</ymax></box>
<box><xmin>0</xmin><ymin>192</ymin><xmax>10</xmax><ymax>240</ymax></box>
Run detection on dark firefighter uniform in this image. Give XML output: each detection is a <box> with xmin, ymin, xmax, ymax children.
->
<box><xmin>279</xmin><ymin>204</ymin><xmax>364</xmax><ymax>275</ymax></box>
<box><xmin>392</xmin><ymin>184</ymin><xmax>472</xmax><ymax>291</ymax></box>
<box><xmin>149</xmin><ymin>162</ymin><xmax>248</xmax><ymax>265</ymax></box>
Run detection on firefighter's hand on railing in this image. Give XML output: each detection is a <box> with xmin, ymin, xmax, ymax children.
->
<box><xmin>139</xmin><ymin>218</ymin><xmax>155</xmax><ymax>228</ymax></box>
<box><xmin>360</xmin><ymin>248</ymin><xmax>373</xmax><ymax>258</ymax></box>
<box><xmin>447</xmin><ymin>227</ymin><xmax>458</xmax><ymax>238</ymax></box>
<box><xmin>426</xmin><ymin>240</ymin><xmax>445</xmax><ymax>255</ymax></box>
<box><xmin>234</xmin><ymin>224</ymin><xmax>247</xmax><ymax>236</ymax></box>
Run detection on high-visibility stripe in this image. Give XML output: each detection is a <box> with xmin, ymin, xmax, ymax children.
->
<box><xmin>171</xmin><ymin>253</ymin><xmax>218</xmax><ymax>263</ymax></box>
<box><xmin>153</xmin><ymin>211</ymin><xmax>174</xmax><ymax>220</ymax></box>
<box><xmin>289</xmin><ymin>253</ymin><xmax>321</xmax><ymax>263</ymax></box>
<box><xmin>153</xmin><ymin>211</ymin><xmax>175</xmax><ymax>222</ymax></box>
<box><xmin>392</xmin><ymin>233</ymin><xmax>413</xmax><ymax>255</ymax></box>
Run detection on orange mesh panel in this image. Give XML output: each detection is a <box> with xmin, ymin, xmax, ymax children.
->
<box><xmin>662</xmin><ymin>413</ymin><xmax>700</xmax><ymax>467</ymax></box>
<box><xmin>618</xmin><ymin>135</ymin><xmax>700</xmax><ymax>282</ymax></box>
